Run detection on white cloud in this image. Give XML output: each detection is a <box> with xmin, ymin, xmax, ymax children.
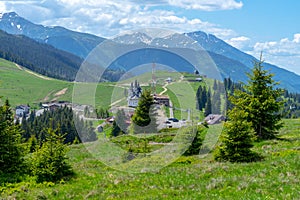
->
<box><xmin>249</xmin><ymin>34</ymin><xmax>300</xmax><ymax>75</ymax></box>
<box><xmin>0</xmin><ymin>0</ymin><xmax>243</xmax><ymax>38</ymax></box>
<box><xmin>168</xmin><ymin>0</ymin><xmax>243</xmax><ymax>11</ymax></box>
<box><xmin>226</xmin><ymin>36</ymin><xmax>250</xmax><ymax>49</ymax></box>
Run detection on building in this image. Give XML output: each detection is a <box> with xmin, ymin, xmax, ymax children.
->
<box><xmin>154</xmin><ymin>94</ymin><xmax>170</xmax><ymax>107</ymax></box>
<box><xmin>16</xmin><ymin>105</ymin><xmax>30</xmax><ymax>117</ymax></box>
<box><xmin>166</xmin><ymin>77</ymin><xmax>172</xmax><ymax>83</ymax></box>
<box><xmin>127</xmin><ymin>80</ymin><xmax>142</xmax><ymax>108</ymax></box>
<box><xmin>42</xmin><ymin>102</ymin><xmax>70</xmax><ymax>111</ymax></box>
<box><xmin>204</xmin><ymin>114</ymin><xmax>225</xmax><ymax>125</ymax></box>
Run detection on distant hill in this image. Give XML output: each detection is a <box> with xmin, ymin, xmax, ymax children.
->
<box><xmin>187</xmin><ymin>31</ymin><xmax>300</xmax><ymax>93</ymax></box>
<box><xmin>0</xmin><ymin>12</ymin><xmax>105</xmax><ymax>58</ymax></box>
<box><xmin>0</xmin><ymin>30</ymin><xmax>83</xmax><ymax>81</ymax></box>
<box><xmin>112</xmin><ymin>31</ymin><xmax>300</xmax><ymax>93</ymax></box>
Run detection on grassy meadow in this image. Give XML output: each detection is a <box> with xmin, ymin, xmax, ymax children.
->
<box><xmin>0</xmin><ymin>58</ymin><xmax>122</xmax><ymax>109</ymax></box>
<box><xmin>1</xmin><ymin>119</ymin><xmax>299</xmax><ymax>199</ymax></box>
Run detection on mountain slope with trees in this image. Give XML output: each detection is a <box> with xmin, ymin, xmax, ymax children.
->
<box><xmin>0</xmin><ymin>30</ymin><xmax>83</xmax><ymax>81</ymax></box>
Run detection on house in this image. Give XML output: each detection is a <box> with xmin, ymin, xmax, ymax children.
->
<box><xmin>42</xmin><ymin>102</ymin><xmax>69</xmax><ymax>111</ymax></box>
<box><xmin>16</xmin><ymin>105</ymin><xmax>30</xmax><ymax>117</ymax></box>
<box><xmin>154</xmin><ymin>94</ymin><xmax>170</xmax><ymax>107</ymax></box>
<box><xmin>204</xmin><ymin>114</ymin><xmax>225</xmax><ymax>125</ymax></box>
<box><xmin>127</xmin><ymin>80</ymin><xmax>142</xmax><ymax>108</ymax></box>
<box><xmin>106</xmin><ymin>116</ymin><xmax>115</xmax><ymax>124</ymax></box>
<box><xmin>195</xmin><ymin>77</ymin><xmax>202</xmax><ymax>82</ymax></box>
<box><xmin>166</xmin><ymin>77</ymin><xmax>172</xmax><ymax>83</ymax></box>
<box><xmin>128</xmin><ymin>95</ymin><xmax>140</xmax><ymax>107</ymax></box>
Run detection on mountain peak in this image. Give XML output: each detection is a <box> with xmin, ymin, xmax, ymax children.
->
<box><xmin>3</xmin><ymin>12</ymin><xmax>19</xmax><ymax>19</ymax></box>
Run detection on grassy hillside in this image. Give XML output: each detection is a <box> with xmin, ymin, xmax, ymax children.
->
<box><xmin>0</xmin><ymin>58</ymin><xmax>72</xmax><ymax>107</ymax></box>
<box><xmin>1</xmin><ymin>119</ymin><xmax>299</xmax><ymax>199</ymax></box>
<box><xmin>0</xmin><ymin>58</ymin><xmax>120</xmax><ymax>109</ymax></box>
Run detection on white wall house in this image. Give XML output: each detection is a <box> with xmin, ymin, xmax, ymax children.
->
<box><xmin>16</xmin><ymin>105</ymin><xmax>30</xmax><ymax>117</ymax></box>
<box><xmin>128</xmin><ymin>96</ymin><xmax>140</xmax><ymax>107</ymax></box>
<box><xmin>127</xmin><ymin>80</ymin><xmax>142</xmax><ymax>108</ymax></box>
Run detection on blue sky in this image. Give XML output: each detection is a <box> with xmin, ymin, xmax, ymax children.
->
<box><xmin>0</xmin><ymin>0</ymin><xmax>299</xmax><ymax>74</ymax></box>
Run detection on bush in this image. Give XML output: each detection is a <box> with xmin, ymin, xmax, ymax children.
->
<box><xmin>184</xmin><ymin>125</ymin><xmax>207</xmax><ymax>156</ymax></box>
<box><xmin>30</xmin><ymin>128</ymin><xmax>73</xmax><ymax>183</ymax></box>
<box><xmin>214</xmin><ymin>109</ymin><xmax>261</xmax><ymax>163</ymax></box>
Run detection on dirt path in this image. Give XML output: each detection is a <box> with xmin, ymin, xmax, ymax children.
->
<box><xmin>159</xmin><ymin>84</ymin><xmax>168</xmax><ymax>95</ymax></box>
<box><xmin>110</xmin><ymin>97</ymin><xmax>126</xmax><ymax>107</ymax></box>
<box><xmin>42</xmin><ymin>91</ymin><xmax>54</xmax><ymax>102</ymax></box>
<box><xmin>15</xmin><ymin>64</ymin><xmax>52</xmax><ymax>80</ymax></box>
<box><xmin>54</xmin><ymin>88</ymin><xmax>68</xmax><ymax>97</ymax></box>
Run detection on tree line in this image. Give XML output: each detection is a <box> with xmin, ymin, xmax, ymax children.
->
<box><xmin>21</xmin><ymin>106</ymin><xmax>97</xmax><ymax>145</ymax></box>
<box><xmin>0</xmin><ymin>30</ymin><xmax>82</xmax><ymax>81</ymax></box>
<box><xmin>0</xmin><ymin>100</ymin><xmax>74</xmax><ymax>183</ymax></box>
<box><xmin>0</xmin><ymin>30</ymin><xmax>126</xmax><ymax>82</ymax></box>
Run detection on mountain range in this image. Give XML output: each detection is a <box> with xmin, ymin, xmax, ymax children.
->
<box><xmin>0</xmin><ymin>12</ymin><xmax>300</xmax><ymax>92</ymax></box>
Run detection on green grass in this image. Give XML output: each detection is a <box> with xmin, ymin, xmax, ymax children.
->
<box><xmin>1</xmin><ymin>119</ymin><xmax>299</xmax><ymax>199</ymax></box>
<box><xmin>119</xmin><ymin>71</ymin><xmax>182</xmax><ymax>86</ymax></box>
<box><xmin>0</xmin><ymin>58</ymin><xmax>73</xmax><ymax>108</ymax></box>
<box><xmin>0</xmin><ymin>59</ymin><xmax>124</xmax><ymax>109</ymax></box>
<box><xmin>167</xmin><ymin>82</ymin><xmax>201</xmax><ymax>120</ymax></box>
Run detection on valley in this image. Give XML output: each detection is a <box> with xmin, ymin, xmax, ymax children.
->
<box><xmin>0</xmin><ymin>9</ymin><xmax>299</xmax><ymax>200</ymax></box>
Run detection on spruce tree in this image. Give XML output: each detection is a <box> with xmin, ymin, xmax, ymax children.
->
<box><xmin>214</xmin><ymin>108</ymin><xmax>260</xmax><ymax>162</ymax></box>
<box><xmin>230</xmin><ymin>57</ymin><xmax>283</xmax><ymax>140</ymax></box>
<box><xmin>204</xmin><ymin>89</ymin><xmax>212</xmax><ymax>116</ymax></box>
<box><xmin>31</xmin><ymin>128</ymin><xmax>73</xmax><ymax>182</ymax></box>
<box><xmin>0</xmin><ymin>99</ymin><xmax>24</xmax><ymax>173</ymax></box>
<box><xmin>111</xmin><ymin>109</ymin><xmax>127</xmax><ymax>137</ymax></box>
<box><xmin>131</xmin><ymin>89</ymin><xmax>158</xmax><ymax>134</ymax></box>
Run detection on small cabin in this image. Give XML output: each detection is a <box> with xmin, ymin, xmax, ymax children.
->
<box><xmin>204</xmin><ymin>114</ymin><xmax>225</xmax><ymax>125</ymax></box>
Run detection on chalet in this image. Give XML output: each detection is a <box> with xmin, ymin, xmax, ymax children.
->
<box><xmin>16</xmin><ymin>105</ymin><xmax>30</xmax><ymax>117</ymax></box>
<box><xmin>154</xmin><ymin>94</ymin><xmax>170</xmax><ymax>107</ymax></box>
<box><xmin>127</xmin><ymin>80</ymin><xmax>142</xmax><ymax>108</ymax></box>
<box><xmin>204</xmin><ymin>114</ymin><xmax>225</xmax><ymax>125</ymax></box>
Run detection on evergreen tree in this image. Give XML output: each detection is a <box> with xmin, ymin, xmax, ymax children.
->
<box><xmin>111</xmin><ymin>121</ymin><xmax>121</xmax><ymax>137</ymax></box>
<box><xmin>131</xmin><ymin>89</ymin><xmax>158</xmax><ymax>134</ymax></box>
<box><xmin>214</xmin><ymin>108</ymin><xmax>261</xmax><ymax>162</ymax></box>
<box><xmin>201</xmin><ymin>86</ymin><xmax>208</xmax><ymax>110</ymax></box>
<box><xmin>30</xmin><ymin>128</ymin><xmax>73</xmax><ymax>182</ymax></box>
<box><xmin>231</xmin><ymin>57</ymin><xmax>284</xmax><ymax>140</ymax></box>
<box><xmin>204</xmin><ymin>89</ymin><xmax>212</xmax><ymax>116</ymax></box>
<box><xmin>196</xmin><ymin>86</ymin><xmax>208</xmax><ymax>111</ymax></box>
<box><xmin>0</xmin><ymin>99</ymin><xmax>24</xmax><ymax>173</ymax></box>
<box><xmin>212</xmin><ymin>90</ymin><xmax>221</xmax><ymax>114</ymax></box>
<box><xmin>213</xmin><ymin>79</ymin><xmax>218</xmax><ymax>91</ymax></box>
<box><xmin>184</xmin><ymin>125</ymin><xmax>206</xmax><ymax>156</ymax></box>
<box><xmin>111</xmin><ymin>109</ymin><xmax>128</xmax><ymax>137</ymax></box>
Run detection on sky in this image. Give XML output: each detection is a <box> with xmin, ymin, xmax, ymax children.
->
<box><xmin>0</xmin><ymin>0</ymin><xmax>300</xmax><ymax>75</ymax></box>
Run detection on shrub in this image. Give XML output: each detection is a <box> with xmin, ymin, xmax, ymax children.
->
<box><xmin>30</xmin><ymin>128</ymin><xmax>73</xmax><ymax>183</ymax></box>
<box><xmin>184</xmin><ymin>125</ymin><xmax>207</xmax><ymax>156</ymax></box>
